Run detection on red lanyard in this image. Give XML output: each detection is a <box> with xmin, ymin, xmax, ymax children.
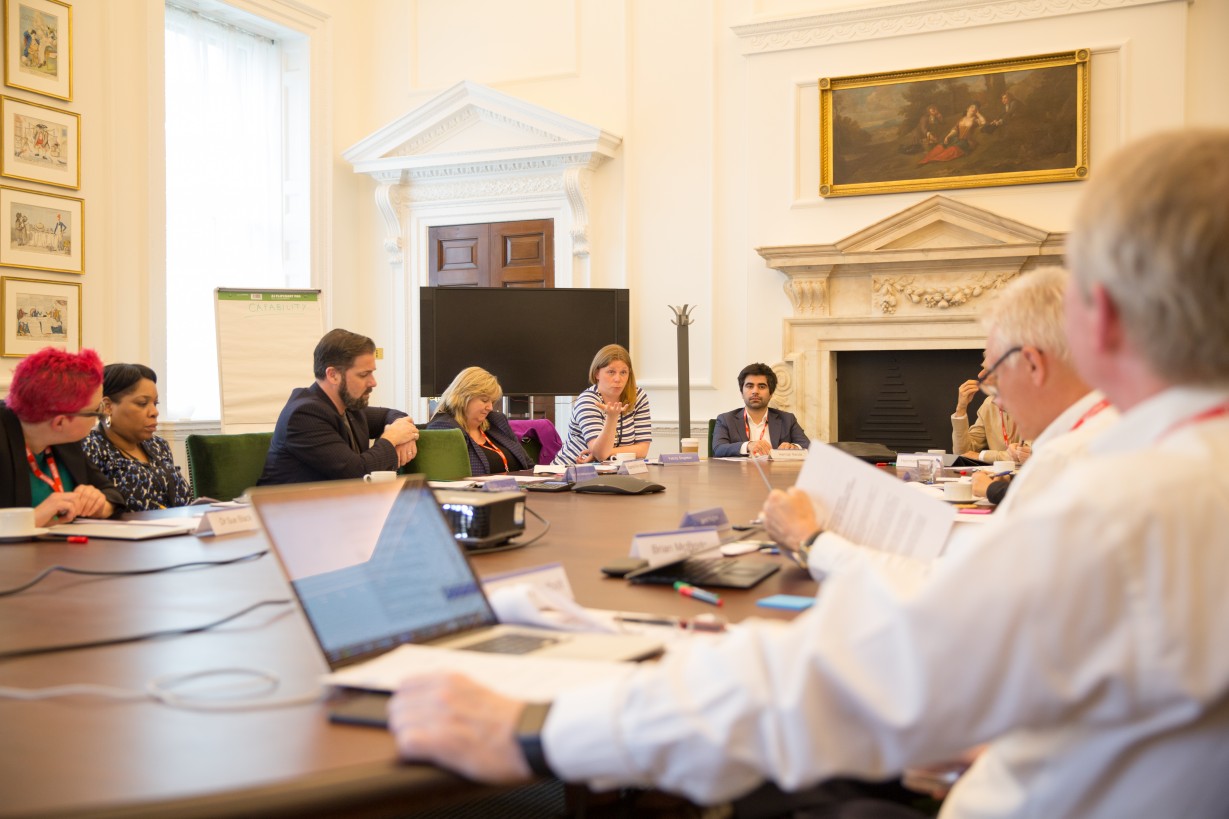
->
<box><xmin>1159</xmin><ymin>402</ymin><xmax>1229</xmax><ymax>441</ymax></box>
<box><xmin>1070</xmin><ymin>398</ymin><xmax>1112</xmax><ymax>432</ymax></box>
<box><xmin>25</xmin><ymin>446</ymin><xmax>63</xmax><ymax>493</ymax></box>
<box><xmin>743</xmin><ymin>410</ymin><xmax>768</xmax><ymax>443</ymax></box>
<box><xmin>996</xmin><ymin>405</ymin><xmax>1016</xmax><ymax>448</ymax></box>
<box><xmin>477</xmin><ymin>433</ymin><xmax>509</xmax><ymax>472</ymax></box>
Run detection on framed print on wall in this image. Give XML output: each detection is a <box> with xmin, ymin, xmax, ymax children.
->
<box><xmin>1</xmin><ymin>274</ymin><xmax>79</xmax><ymax>356</ymax></box>
<box><xmin>0</xmin><ymin>184</ymin><xmax>82</xmax><ymax>274</ymax></box>
<box><xmin>1</xmin><ymin>95</ymin><xmax>79</xmax><ymax>189</ymax></box>
<box><xmin>820</xmin><ymin>50</ymin><xmax>1090</xmax><ymax>197</ymax></box>
<box><xmin>4</xmin><ymin>0</ymin><xmax>72</xmax><ymax>102</ymax></box>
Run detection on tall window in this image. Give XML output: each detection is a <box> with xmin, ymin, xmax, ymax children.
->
<box><xmin>164</xmin><ymin>3</ymin><xmax>308</xmax><ymax>420</ymax></box>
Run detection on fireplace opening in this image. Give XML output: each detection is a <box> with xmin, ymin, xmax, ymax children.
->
<box><xmin>836</xmin><ymin>349</ymin><xmax>989</xmax><ymax>454</ymax></box>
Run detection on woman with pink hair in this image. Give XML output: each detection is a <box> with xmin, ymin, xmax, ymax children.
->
<box><xmin>1</xmin><ymin>347</ymin><xmax>126</xmax><ymax>528</ymax></box>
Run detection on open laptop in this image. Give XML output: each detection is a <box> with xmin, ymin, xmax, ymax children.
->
<box><xmin>250</xmin><ymin>476</ymin><xmax>662</xmax><ymax>690</ymax></box>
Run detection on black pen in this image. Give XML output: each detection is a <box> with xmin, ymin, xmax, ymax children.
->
<box><xmin>614</xmin><ymin>614</ymin><xmax>726</xmax><ymax>633</ymax></box>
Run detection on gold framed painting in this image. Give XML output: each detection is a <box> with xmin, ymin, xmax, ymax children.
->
<box><xmin>820</xmin><ymin>50</ymin><xmax>1089</xmax><ymax>198</ymax></box>
<box><xmin>1</xmin><ymin>274</ymin><xmax>79</xmax><ymax>356</ymax></box>
<box><xmin>1</xmin><ymin>94</ymin><xmax>79</xmax><ymax>188</ymax></box>
<box><xmin>0</xmin><ymin>184</ymin><xmax>82</xmax><ymax>274</ymax></box>
<box><xmin>3</xmin><ymin>0</ymin><xmax>72</xmax><ymax>102</ymax></box>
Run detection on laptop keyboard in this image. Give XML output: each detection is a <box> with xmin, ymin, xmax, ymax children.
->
<box><xmin>463</xmin><ymin>633</ymin><xmax>560</xmax><ymax>654</ymax></box>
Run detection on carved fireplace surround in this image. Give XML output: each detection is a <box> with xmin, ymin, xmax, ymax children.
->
<box><xmin>757</xmin><ymin>196</ymin><xmax>1066</xmax><ymax>444</ymax></box>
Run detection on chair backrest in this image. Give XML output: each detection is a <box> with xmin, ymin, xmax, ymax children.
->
<box><xmin>399</xmin><ymin>429</ymin><xmax>472</xmax><ymax>481</ymax></box>
<box><xmin>518</xmin><ymin>434</ymin><xmax>543</xmax><ymax>466</ymax></box>
<box><xmin>708</xmin><ymin>418</ymin><xmax>717</xmax><ymax>458</ymax></box>
<box><xmin>185</xmin><ymin>432</ymin><xmax>274</xmax><ymax>502</ymax></box>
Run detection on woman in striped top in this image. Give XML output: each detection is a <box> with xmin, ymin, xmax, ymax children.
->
<box><xmin>553</xmin><ymin>344</ymin><xmax>652</xmax><ymax>465</ymax></box>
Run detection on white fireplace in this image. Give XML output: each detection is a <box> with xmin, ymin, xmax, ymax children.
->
<box><xmin>757</xmin><ymin>195</ymin><xmax>1066</xmax><ymax>443</ymax></box>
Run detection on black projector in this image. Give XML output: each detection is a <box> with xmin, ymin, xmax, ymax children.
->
<box><xmin>433</xmin><ymin>490</ymin><xmax>526</xmax><ymax>551</ymax></box>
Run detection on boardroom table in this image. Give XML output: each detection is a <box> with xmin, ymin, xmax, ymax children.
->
<box><xmin>0</xmin><ymin>459</ymin><xmax>817</xmax><ymax>818</ymax></box>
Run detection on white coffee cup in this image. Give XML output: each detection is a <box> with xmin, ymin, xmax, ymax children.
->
<box><xmin>363</xmin><ymin>471</ymin><xmax>399</xmax><ymax>483</ymax></box>
<box><xmin>611</xmin><ymin>452</ymin><xmax>636</xmax><ymax>462</ymax></box>
<box><xmin>0</xmin><ymin>507</ymin><xmax>36</xmax><ymax>537</ymax></box>
<box><xmin>944</xmin><ymin>481</ymin><xmax>974</xmax><ymax>502</ymax></box>
<box><xmin>680</xmin><ymin>438</ymin><xmax>700</xmax><ymax>454</ymax></box>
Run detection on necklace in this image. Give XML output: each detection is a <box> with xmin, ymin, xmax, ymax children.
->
<box><xmin>106</xmin><ymin>429</ymin><xmax>147</xmax><ymax>463</ymax></box>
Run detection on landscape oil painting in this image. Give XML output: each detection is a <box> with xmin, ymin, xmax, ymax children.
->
<box><xmin>820</xmin><ymin>50</ymin><xmax>1089</xmax><ymax>197</ymax></box>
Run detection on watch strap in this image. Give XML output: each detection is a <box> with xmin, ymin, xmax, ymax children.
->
<box><xmin>515</xmin><ymin>701</ymin><xmax>554</xmax><ymax>778</ymax></box>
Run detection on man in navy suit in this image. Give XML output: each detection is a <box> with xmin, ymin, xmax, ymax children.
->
<box><xmin>711</xmin><ymin>363</ymin><xmax>810</xmax><ymax>457</ymax></box>
<box><xmin>258</xmin><ymin>329</ymin><xmax>419</xmax><ymax>485</ymax></box>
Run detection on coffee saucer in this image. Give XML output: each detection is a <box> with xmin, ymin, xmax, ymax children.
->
<box><xmin>0</xmin><ymin>528</ymin><xmax>50</xmax><ymax>543</ymax></box>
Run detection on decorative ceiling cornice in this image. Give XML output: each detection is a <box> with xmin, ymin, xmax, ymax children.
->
<box><xmin>731</xmin><ymin>0</ymin><xmax>1177</xmax><ymax>53</ymax></box>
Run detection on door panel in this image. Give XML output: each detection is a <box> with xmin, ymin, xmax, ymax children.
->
<box><xmin>489</xmin><ymin>219</ymin><xmax>553</xmax><ymax>289</ymax></box>
<box><xmin>429</xmin><ymin>224</ymin><xmax>489</xmax><ymax>287</ymax></box>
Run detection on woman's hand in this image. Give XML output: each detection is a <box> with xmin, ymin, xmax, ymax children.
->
<box><xmin>72</xmin><ymin>484</ymin><xmax>112</xmax><ymax>519</ymax></box>
<box><xmin>34</xmin><ymin>492</ymin><xmax>81</xmax><ymax>527</ymax></box>
<box><xmin>601</xmin><ymin>401</ymin><xmax>627</xmax><ymax>420</ymax></box>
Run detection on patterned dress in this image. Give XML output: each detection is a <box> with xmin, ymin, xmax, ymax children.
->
<box><xmin>81</xmin><ymin>427</ymin><xmax>193</xmax><ymax>511</ymax></box>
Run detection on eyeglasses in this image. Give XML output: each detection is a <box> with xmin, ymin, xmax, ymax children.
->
<box><xmin>976</xmin><ymin>347</ymin><xmax>1023</xmax><ymax>397</ymax></box>
<box><xmin>66</xmin><ymin>400</ymin><xmax>107</xmax><ymax>419</ymax></box>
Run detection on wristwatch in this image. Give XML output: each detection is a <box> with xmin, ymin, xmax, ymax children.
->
<box><xmin>515</xmin><ymin>702</ymin><xmax>555</xmax><ymax>778</ymax></box>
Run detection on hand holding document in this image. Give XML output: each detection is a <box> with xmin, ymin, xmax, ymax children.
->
<box><xmin>794</xmin><ymin>443</ymin><xmax>955</xmax><ymax>561</ymax></box>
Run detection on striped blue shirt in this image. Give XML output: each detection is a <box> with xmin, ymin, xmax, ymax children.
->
<box><xmin>553</xmin><ymin>386</ymin><xmax>652</xmax><ymax>465</ymax></box>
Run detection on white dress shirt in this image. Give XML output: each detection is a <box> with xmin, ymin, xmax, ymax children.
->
<box><xmin>543</xmin><ymin>386</ymin><xmax>1229</xmax><ymax>818</ymax></box>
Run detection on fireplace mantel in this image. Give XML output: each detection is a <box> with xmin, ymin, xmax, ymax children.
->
<box><xmin>757</xmin><ymin>195</ymin><xmax>1065</xmax><ymax>443</ymax></box>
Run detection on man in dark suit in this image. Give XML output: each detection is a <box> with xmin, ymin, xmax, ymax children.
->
<box><xmin>258</xmin><ymin>329</ymin><xmax>419</xmax><ymax>485</ymax></box>
<box><xmin>711</xmin><ymin>363</ymin><xmax>810</xmax><ymax>457</ymax></box>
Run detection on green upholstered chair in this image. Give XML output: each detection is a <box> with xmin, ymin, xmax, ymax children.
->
<box><xmin>185</xmin><ymin>432</ymin><xmax>274</xmax><ymax>502</ymax></box>
<box><xmin>708</xmin><ymin>418</ymin><xmax>717</xmax><ymax>458</ymax></box>
<box><xmin>400</xmin><ymin>429</ymin><xmax>472</xmax><ymax>481</ymax></box>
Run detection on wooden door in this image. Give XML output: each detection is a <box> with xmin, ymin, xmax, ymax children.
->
<box><xmin>427</xmin><ymin>219</ymin><xmax>554</xmax><ymax>288</ymax></box>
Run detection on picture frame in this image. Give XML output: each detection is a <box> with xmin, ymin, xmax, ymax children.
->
<box><xmin>0</xmin><ymin>184</ymin><xmax>82</xmax><ymax>274</ymax></box>
<box><xmin>1</xmin><ymin>94</ymin><xmax>79</xmax><ymax>189</ymax></box>
<box><xmin>820</xmin><ymin>50</ymin><xmax>1090</xmax><ymax>198</ymax></box>
<box><xmin>4</xmin><ymin>0</ymin><xmax>72</xmax><ymax>102</ymax></box>
<box><xmin>1</xmin><ymin>274</ymin><xmax>79</xmax><ymax>356</ymax></box>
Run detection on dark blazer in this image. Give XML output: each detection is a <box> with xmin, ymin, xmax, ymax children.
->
<box><xmin>712</xmin><ymin>407</ymin><xmax>810</xmax><ymax>458</ymax></box>
<box><xmin>258</xmin><ymin>382</ymin><xmax>408</xmax><ymax>485</ymax></box>
<box><xmin>425</xmin><ymin>410</ymin><xmax>534</xmax><ymax>476</ymax></box>
<box><xmin>0</xmin><ymin>402</ymin><xmax>126</xmax><ymax>514</ymax></box>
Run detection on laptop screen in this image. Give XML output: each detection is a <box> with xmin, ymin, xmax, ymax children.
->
<box><xmin>252</xmin><ymin>478</ymin><xmax>498</xmax><ymax>667</ymax></box>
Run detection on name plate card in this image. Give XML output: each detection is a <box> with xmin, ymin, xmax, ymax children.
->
<box><xmin>630</xmin><ymin>526</ymin><xmax>721</xmax><ymax>568</ymax></box>
<box><xmin>660</xmin><ymin>452</ymin><xmax>701</xmax><ymax>465</ymax></box>
<box><xmin>565</xmin><ymin>464</ymin><xmax>599</xmax><ymax>483</ymax></box>
<box><xmin>679</xmin><ymin>507</ymin><xmax>729</xmax><ymax>529</ymax></box>
<box><xmin>482</xmin><ymin>477</ymin><xmax>520</xmax><ymax>493</ymax></box>
<box><xmin>481</xmin><ymin>562</ymin><xmax>575</xmax><ymax>600</ymax></box>
<box><xmin>196</xmin><ymin>506</ymin><xmax>260</xmax><ymax>536</ymax></box>
<box><xmin>618</xmin><ymin>459</ymin><xmax>649</xmax><ymax>475</ymax></box>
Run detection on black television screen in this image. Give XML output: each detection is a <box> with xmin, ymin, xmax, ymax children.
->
<box><xmin>420</xmin><ymin>287</ymin><xmax>630</xmax><ymax>396</ymax></box>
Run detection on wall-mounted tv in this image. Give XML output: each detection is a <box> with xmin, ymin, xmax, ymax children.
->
<box><xmin>420</xmin><ymin>287</ymin><xmax>630</xmax><ymax>396</ymax></box>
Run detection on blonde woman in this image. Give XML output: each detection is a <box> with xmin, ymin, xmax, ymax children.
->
<box><xmin>553</xmin><ymin>344</ymin><xmax>651</xmax><ymax>465</ymax></box>
<box><xmin>426</xmin><ymin>367</ymin><xmax>533</xmax><ymax>475</ymax></box>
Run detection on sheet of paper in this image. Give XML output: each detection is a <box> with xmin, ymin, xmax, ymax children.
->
<box><xmin>324</xmin><ymin>643</ymin><xmax>636</xmax><ymax>699</ymax></box>
<box><xmin>796</xmin><ymin>443</ymin><xmax>955</xmax><ymax>561</ymax></box>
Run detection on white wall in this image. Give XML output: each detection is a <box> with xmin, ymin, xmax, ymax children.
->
<box><xmin>8</xmin><ymin>0</ymin><xmax>1225</xmax><ymax>450</ymax></box>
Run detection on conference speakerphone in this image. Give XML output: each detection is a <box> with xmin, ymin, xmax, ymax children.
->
<box><xmin>433</xmin><ymin>490</ymin><xmax>526</xmax><ymax>551</ymax></box>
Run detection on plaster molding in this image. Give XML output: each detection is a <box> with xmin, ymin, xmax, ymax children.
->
<box><xmin>731</xmin><ymin>0</ymin><xmax>1175</xmax><ymax>53</ymax></box>
<box><xmin>784</xmin><ymin>275</ymin><xmax>830</xmax><ymax>316</ymax></box>
<box><xmin>872</xmin><ymin>270</ymin><xmax>1018</xmax><ymax>314</ymax></box>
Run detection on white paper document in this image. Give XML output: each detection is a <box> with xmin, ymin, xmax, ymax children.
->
<box><xmin>796</xmin><ymin>444</ymin><xmax>955</xmax><ymax>561</ymax></box>
<box><xmin>324</xmin><ymin>643</ymin><xmax>636</xmax><ymax>700</ymax></box>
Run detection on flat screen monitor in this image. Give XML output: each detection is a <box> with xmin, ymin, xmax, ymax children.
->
<box><xmin>420</xmin><ymin>287</ymin><xmax>630</xmax><ymax>396</ymax></box>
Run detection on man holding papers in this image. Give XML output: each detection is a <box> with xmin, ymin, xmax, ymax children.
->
<box><xmin>711</xmin><ymin>363</ymin><xmax>810</xmax><ymax>457</ymax></box>
<box><xmin>387</xmin><ymin>130</ymin><xmax>1229</xmax><ymax>818</ymax></box>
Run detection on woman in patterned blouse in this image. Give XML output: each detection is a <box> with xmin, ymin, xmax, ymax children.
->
<box><xmin>81</xmin><ymin>363</ymin><xmax>192</xmax><ymax>511</ymax></box>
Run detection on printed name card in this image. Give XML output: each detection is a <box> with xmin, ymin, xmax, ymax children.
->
<box><xmin>482</xmin><ymin>477</ymin><xmax>520</xmax><ymax>493</ymax></box>
<box><xmin>196</xmin><ymin>506</ymin><xmax>260</xmax><ymax>536</ymax></box>
<box><xmin>565</xmin><ymin>464</ymin><xmax>599</xmax><ymax>483</ymax></box>
<box><xmin>660</xmin><ymin>452</ymin><xmax>701</xmax><ymax>465</ymax></box>
<box><xmin>679</xmin><ymin>507</ymin><xmax>729</xmax><ymax>529</ymax></box>
<box><xmin>630</xmin><ymin>526</ymin><xmax>721</xmax><ymax>568</ymax></box>
<box><xmin>618</xmin><ymin>459</ymin><xmax>649</xmax><ymax>475</ymax></box>
<box><xmin>481</xmin><ymin>562</ymin><xmax>575</xmax><ymax>600</ymax></box>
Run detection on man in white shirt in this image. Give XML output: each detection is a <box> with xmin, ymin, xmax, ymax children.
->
<box><xmin>385</xmin><ymin>129</ymin><xmax>1229</xmax><ymax>819</ymax></box>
